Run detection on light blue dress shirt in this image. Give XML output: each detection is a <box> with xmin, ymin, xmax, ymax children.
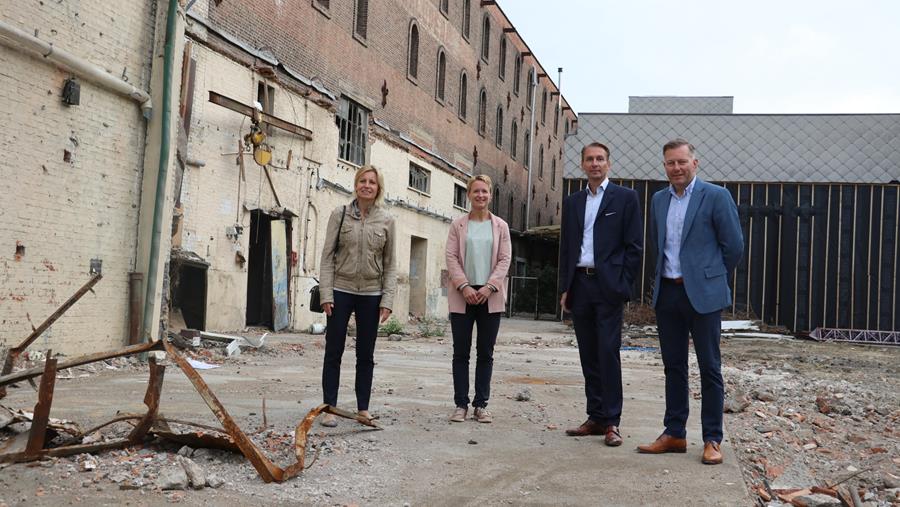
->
<box><xmin>577</xmin><ymin>178</ymin><xmax>609</xmax><ymax>268</ymax></box>
<box><xmin>662</xmin><ymin>177</ymin><xmax>697</xmax><ymax>278</ymax></box>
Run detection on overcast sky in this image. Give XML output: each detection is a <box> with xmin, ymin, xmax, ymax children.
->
<box><xmin>499</xmin><ymin>0</ymin><xmax>900</xmax><ymax>114</ymax></box>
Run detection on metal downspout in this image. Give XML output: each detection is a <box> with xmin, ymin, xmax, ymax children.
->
<box><xmin>525</xmin><ymin>64</ymin><xmax>537</xmax><ymax>231</ymax></box>
<box><xmin>141</xmin><ymin>0</ymin><xmax>179</xmax><ymax>341</ymax></box>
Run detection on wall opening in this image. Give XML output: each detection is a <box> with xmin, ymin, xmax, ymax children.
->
<box><xmin>408</xmin><ymin>236</ymin><xmax>428</xmax><ymax>316</ymax></box>
<box><xmin>246</xmin><ymin>210</ymin><xmax>293</xmax><ymax>329</ymax></box>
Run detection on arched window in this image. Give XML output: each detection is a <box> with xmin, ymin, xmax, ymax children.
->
<box><xmin>480</xmin><ymin>15</ymin><xmax>490</xmax><ymax>61</ymax></box>
<box><xmin>478</xmin><ymin>88</ymin><xmax>487</xmax><ymax>135</ymax></box>
<box><xmin>538</xmin><ymin>144</ymin><xmax>544</xmax><ymax>178</ymax></box>
<box><xmin>407</xmin><ymin>21</ymin><xmax>419</xmax><ymax>81</ymax></box>
<box><xmin>498</xmin><ymin>36</ymin><xmax>507</xmax><ymax>80</ymax></box>
<box><xmin>458</xmin><ymin>71</ymin><xmax>468</xmax><ymax>120</ymax></box>
<box><xmin>462</xmin><ymin>0</ymin><xmax>471</xmax><ymax>39</ymax></box>
<box><xmin>541</xmin><ymin>89</ymin><xmax>547</xmax><ymax>124</ymax></box>
<box><xmin>435</xmin><ymin>48</ymin><xmax>446</xmax><ymax>102</ymax></box>
<box><xmin>513</xmin><ymin>53</ymin><xmax>522</xmax><ymax>96</ymax></box>
<box><xmin>495</xmin><ymin>105</ymin><xmax>503</xmax><ymax>147</ymax></box>
<box><xmin>526</xmin><ymin>68</ymin><xmax>534</xmax><ymax>107</ymax></box>
<box><xmin>440</xmin><ymin>0</ymin><xmax>448</xmax><ymax>16</ymax></box>
<box><xmin>510</xmin><ymin>120</ymin><xmax>518</xmax><ymax>160</ymax></box>
<box><xmin>492</xmin><ymin>186</ymin><xmax>500</xmax><ymax>214</ymax></box>
<box><xmin>508</xmin><ymin>195</ymin><xmax>514</xmax><ymax>226</ymax></box>
<box><xmin>523</xmin><ymin>129</ymin><xmax>531</xmax><ymax>168</ymax></box>
<box><xmin>564</xmin><ymin>118</ymin><xmax>570</xmax><ymax>136</ymax></box>
<box><xmin>551</xmin><ymin>157</ymin><xmax>557</xmax><ymax>189</ymax></box>
<box><xmin>554</xmin><ymin>105</ymin><xmax>560</xmax><ymax>135</ymax></box>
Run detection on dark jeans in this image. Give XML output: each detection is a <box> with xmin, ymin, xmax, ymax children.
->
<box><xmin>322</xmin><ymin>290</ymin><xmax>382</xmax><ymax>411</ymax></box>
<box><xmin>450</xmin><ymin>300</ymin><xmax>501</xmax><ymax>409</ymax></box>
<box><xmin>655</xmin><ymin>279</ymin><xmax>724</xmax><ymax>443</ymax></box>
<box><xmin>569</xmin><ymin>271</ymin><xmax>624</xmax><ymax>427</ymax></box>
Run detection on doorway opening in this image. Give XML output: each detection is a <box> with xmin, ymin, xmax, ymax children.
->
<box><xmin>409</xmin><ymin>236</ymin><xmax>428</xmax><ymax>316</ymax></box>
<box><xmin>246</xmin><ymin>210</ymin><xmax>293</xmax><ymax>330</ymax></box>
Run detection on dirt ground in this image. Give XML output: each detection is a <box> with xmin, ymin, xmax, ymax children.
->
<box><xmin>0</xmin><ymin>317</ymin><xmax>898</xmax><ymax>506</ymax></box>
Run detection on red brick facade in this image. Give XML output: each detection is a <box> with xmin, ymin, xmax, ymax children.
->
<box><xmin>206</xmin><ymin>0</ymin><xmax>575</xmax><ymax>232</ymax></box>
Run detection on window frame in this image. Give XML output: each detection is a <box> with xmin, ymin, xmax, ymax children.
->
<box><xmin>498</xmin><ymin>36</ymin><xmax>507</xmax><ymax>80</ymax></box>
<box><xmin>480</xmin><ymin>14</ymin><xmax>490</xmax><ymax>62</ymax></box>
<box><xmin>435</xmin><ymin>48</ymin><xmax>447</xmax><ymax>104</ymax></box>
<box><xmin>453</xmin><ymin>183</ymin><xmax>468</xmax><ymax>210</ymax></box>
<box><xmin>513</xmin><ymin>53</ymin><xmax>522</xmax><ymax>96</ymax></box>
<box><xmin>353</xmin><ymin>0</ymin><xmax>369</xmax><ymax>43</ymax></box>
<box><xmin>462</xmin><ymin>0</ymin><xmax>471</xmax><ymax>41</ymax></box>
<box><xmin>407</xmin><ymin>20</ymin><xmax>420</xmax><ymax>83</ymax></box>
<box><xmin>510</xmin><ymin>120</ymin><xmax>518</xmax><ymax>160</ymax></box>
<box><xmin>336</xmin><ymin>96</ymin><xmax>369</xmax><ymax>166</ymax></box>
<box><xmin>408</xmin><ymin>162</ymin><xmax>432</xmax><ymax>195</ymax></box>
<box><xmin>494</xmin><ymin>105</ymin><xmax>503</xmax><ymax>148</ymax></box>
<box><xmin>477</xmin><ymin>88</ymin><xmax>487</xmax><ymax>136</ymax></box>
<box><xmin>458</xmin><ymin>71</ymin><xmax>468</xmax><ymax>121</ymax></box>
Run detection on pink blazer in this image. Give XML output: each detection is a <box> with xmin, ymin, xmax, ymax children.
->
<box><xmin>445</xmin><ymin>213</ymin><xmax>512</xmax><ymax>314</ymax></box>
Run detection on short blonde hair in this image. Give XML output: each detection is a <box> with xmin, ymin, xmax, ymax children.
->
<box><xmin>353</xmin><ymin>165</ymin><xmax>385</xmax><ymax>204</ymax></box>
<box><xmin>466</xmin><ymin>174</ymin><xmax>493</xmax><ymax>193</ymax></box>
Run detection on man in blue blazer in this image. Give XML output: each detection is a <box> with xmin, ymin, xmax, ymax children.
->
<box><xmin>637</xmin><ymin>139</ymin><xmax>744</xmax><ymax>465</ymax></box>
<box><xmin>559</xmin><ymin>142</ymin><xmax>643</xmax><ymax>446</ymax></box>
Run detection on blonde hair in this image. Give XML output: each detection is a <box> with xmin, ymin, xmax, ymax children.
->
<box><xmin>352</xmin><ymin>165</ymin><xmax>386</xmax><ymax>204</ymax></box>
<box><xmin>466</xmin><ymin>174</ymin><xmax>493</xmax><ymax>193</ymax></box>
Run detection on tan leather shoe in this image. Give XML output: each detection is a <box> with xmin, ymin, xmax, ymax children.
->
<box><xmin>702</xmin><ymin>441</ymin><xmax>723</xmax><ymax>464</ymax></box>
<box><xmin>473</xmin><ymin>407</ymin><xmax>492</xmax><ymax>423</ymax></box>
<box><xmin>565</xmin><ymin>419</ymin><xmax>606</xmax><ymax>436</ymax></box>
<box><xmin>449</xmin><ymin>407</ymin><xmax>467</xmax><ymax>423</ymax></box>
<box><xmin>636</xmin><ymin>434</ymin><xmax>687</xmax><ymax>454</ymax></box>
<box><xmin>604</xmin><ymin>425</ymin><xmax>623</xmax><ymax>446</ymax></box>
<box><xmin>319</xmin><ymin>413</ymin><xmax>338</xmax><ymax>427</ymax></box>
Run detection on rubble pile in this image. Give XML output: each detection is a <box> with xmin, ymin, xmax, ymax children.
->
<box><xmin>720</xmin><ymin>342</ymin><xmax>900</xmax><ymax>506</ymax></box>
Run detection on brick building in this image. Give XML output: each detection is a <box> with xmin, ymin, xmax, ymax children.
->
<box><xmin>0</xmin><ymin>0</ymin><xmax>576</xmax><ymax>355</ymax></box>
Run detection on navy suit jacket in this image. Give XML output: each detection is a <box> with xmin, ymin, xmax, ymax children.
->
<box><xmin>649</xmin><ymin>178</ymin><xmax>744</xmax><ymax>314</ymax></box>
<box><xmin>559</xmin><ymin>182</ymin><xmax>643</xmax><ymax>306</ymax></box>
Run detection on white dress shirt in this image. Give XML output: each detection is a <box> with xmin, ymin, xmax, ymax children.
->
<box><xmin>577</xmin><ymin>178</ymin><xmax>609</xmax><ymax>268</ymax></box>
<box><xmin>662</xmin><ymin>177</ymin><xmax>697</xmax><ymax>278</ymax></box>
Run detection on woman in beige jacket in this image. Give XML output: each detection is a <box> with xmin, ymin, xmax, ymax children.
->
<box><xmin>318</xmin><ymin>165</ymin><xmax>397</xmax><ymax>427</ymax></box>
<box><xmin>445</xmin><ymin>175</ymin><xmax>511</xmax><ymax>423</ymax></box>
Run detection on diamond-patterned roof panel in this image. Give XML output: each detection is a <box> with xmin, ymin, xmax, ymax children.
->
<box><xmin>564</xmin><ymin>114</ymin><xmax>900</xmax><ymax>183</ymax></box>
<box><xmin>628</xmin><ymin>96</ymin><xmax>734</xmax><ymax>114</ymax></box>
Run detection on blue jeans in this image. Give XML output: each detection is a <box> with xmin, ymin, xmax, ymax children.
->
<box><xmin>322</xmin><ymin>290</ymin><xmax>382</xmax><ymax>411</ymax></box>
<box><xmin>450</xmin><ymin>300</ymin><xmax>501</xmax><ymax>409</ymax></box>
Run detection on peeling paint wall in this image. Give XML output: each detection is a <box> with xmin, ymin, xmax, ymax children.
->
<box><xmin>0</xmin><ymin>1</ymin><xmax>158</xmax><ymax>354</ymax></box>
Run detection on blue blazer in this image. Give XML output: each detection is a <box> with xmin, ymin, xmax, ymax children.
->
<box><xmin>559</xmin><ymin>182</ymin><xmax>643</xmax><ymax>305</ymax></box>
<box><xmin>649</xmin><ymin>178</ymin><xmax>744</xmax><ymax>314</ymax></box>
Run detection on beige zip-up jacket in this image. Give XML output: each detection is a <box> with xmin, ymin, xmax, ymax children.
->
<box><xmin>319</xmin><ymin>203</ymin><xmax>397</xmax><ymax>310</ymax></box>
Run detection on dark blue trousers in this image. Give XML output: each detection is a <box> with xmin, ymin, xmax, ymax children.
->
<box><xmin>450</xmin><ymin>301</ymin><xmax>501</xmax><ymax>409</ymax></box>
<box><xmin>569</xmin><ymin>271</ymin><xmax>624</xmax><ymax>427</ymax></box>
<box><xmin>655</xmin><ymin>279</ymin><xmax>724</xmax><ymax>443</ymax></box>
<box><xmin>322</xmin><ymin>290</ymin><xmax>382</xmax><ymax>411</ymax></box>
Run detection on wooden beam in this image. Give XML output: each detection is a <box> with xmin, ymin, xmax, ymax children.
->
<box><xmin>209</xmin><ymin>91</ymin><xmax>312</xmax><ymax>140</ymax></box>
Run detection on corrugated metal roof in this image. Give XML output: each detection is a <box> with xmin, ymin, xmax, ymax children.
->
<box><xmin>629</xmin><ymin>96</ymin><xmax>734</xmax><ymax>114</ymax></box>
<box><xmin>564</xmin><ymin>113</ymin><xmax>900</xmax><ymax>183</ymax></box>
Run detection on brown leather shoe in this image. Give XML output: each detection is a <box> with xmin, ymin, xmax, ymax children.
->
<box><xmin>604</xmin><ymin>425</ymin><xmax>623</xmax><ymax>446</ymax></box>
<box><xmin>702</xmin><ymin>441</ymin><xmax>723</xmax><ymax>464</ymax></box>
<box><xmin>565</xmin><ymin>419</ymin><xmax>605</xmax><ymax>436</ymax></box>
<box><xmin>636</xmin><ymin>434</ymin><xmax>687</xmax><ymax>454</ymax></box>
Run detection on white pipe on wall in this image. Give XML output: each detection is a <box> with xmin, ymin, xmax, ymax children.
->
<box><xmin>0</xmin><ymin>19</ymin><xmax>153</xmax><ymax>118</ymax></box>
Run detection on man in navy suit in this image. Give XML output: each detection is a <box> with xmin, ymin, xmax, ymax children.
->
<box><xmin>637</xmin><ymin>139</ymin><xmax>744</xmax><ymax>465</ymax></box>
<box><xmin>559</xmin><ymin>142</ymin><xmax>643</xmax><ymax>446</ymax></box>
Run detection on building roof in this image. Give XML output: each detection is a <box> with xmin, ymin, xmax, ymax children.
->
<box><xmin>629</xmin><ymin>96</ymin><xmax>734</xmax><ymax>114</ymax></box>
<box><xmin>565</xmin><ymin>113</ymin><xmax>900</xmax><ymax>184</ymax></box>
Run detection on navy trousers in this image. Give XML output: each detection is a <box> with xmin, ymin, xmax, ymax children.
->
<box><xmin>569</xmin><ymin>271</ymin><xmax>624</xmax><ymax>427</ymax></box>
<box><xmin>322</xmin><ymin>290</ymin><xmax>382</xmax><ymax>411</ymax></box>
<box><xmin>450</xmin><ymin>300</ymin><xmax>501</xmax><ymax>409</ymax></box>
<box><xmin>655</xmin><ymin>278</ymin><xmax>724</xmax><ymax>443</ymax></box>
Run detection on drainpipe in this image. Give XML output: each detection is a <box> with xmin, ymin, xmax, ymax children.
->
<box><xmin>525</xmin><ymin>63</ymin><xmax>537</xmax><ymax>231</ymax></box>
<box><xmin>0</xmin><ymin>19</ymin><xmax>152</xmax><ymax>118</ymax></box>
<box><xmin>140</xmin><ymin>0</ymin><xmax>179</xmax><ymax>341</ymax></box>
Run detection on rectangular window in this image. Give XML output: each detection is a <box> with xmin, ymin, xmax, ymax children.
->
<box><xmin>453</xmin><ymin>184</ymin><xmax>468</xmax><ymax>209</ymax></box>
<box><xmin>409</xmin><ymin>162</ymin><xmax>431</xmax><ymax>193</ymax></box>
<box><xmin>336</xmin><ymin>96</ymin><xmax>369</xmax><ymax>165</ymax></box>
<box><xmin>354</xmin><ymin>0</ymin><xmax>368</xmax><ymax>40</ymax></box>
<box><xmin>313</xmin><ymin>0</ymin><xmax>330</xmax><ymax>13</ymax></box>
<box><xmin>256</xmin><ymin>82</ymin><xmax>275</xmax><ymax>134</ymax></box>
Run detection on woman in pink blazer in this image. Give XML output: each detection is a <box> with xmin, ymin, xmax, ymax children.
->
<box><xmin>445</xmin><ymin>175</ymin><xmax>511</xmax><ymax>423</ymax></box>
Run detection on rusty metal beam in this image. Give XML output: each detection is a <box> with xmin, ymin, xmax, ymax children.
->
<box><xmin>25</xmin><ymin>353</ymin><xmax>57</xmax><ymax>454</ymax></box>
<box><xmin>0</xmin><ymin>439</ymin><xmax>138</xmax><ymax>463</ymax></box>
<box><xmin>163</xmin><ymin>339</ymin><xmax>283</xmax><ymax>482</ymax></box>
<box><xmin>209</xmin><ymin>91</ymin><xmax>312</xmax><ymax>140</ymax></box>
<box><xmin>0</xmin><ymin>274</ymin><xmax>102</xmax><ymax>397</ymax></box>
<box><xmin>128</xmin><ymin>357</ymin><xmax>165</xmax><ymax>443</ymax></box>
<box><xmin>0</xmin><ymin>341</ymin><xmax>163</xmax><ymax>388</ymax></box>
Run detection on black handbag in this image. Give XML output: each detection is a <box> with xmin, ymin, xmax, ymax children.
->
<box><xmin>309</xmin><ymin>206</ymin><xmax>345</xmax><ymax>313</ymax></box>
